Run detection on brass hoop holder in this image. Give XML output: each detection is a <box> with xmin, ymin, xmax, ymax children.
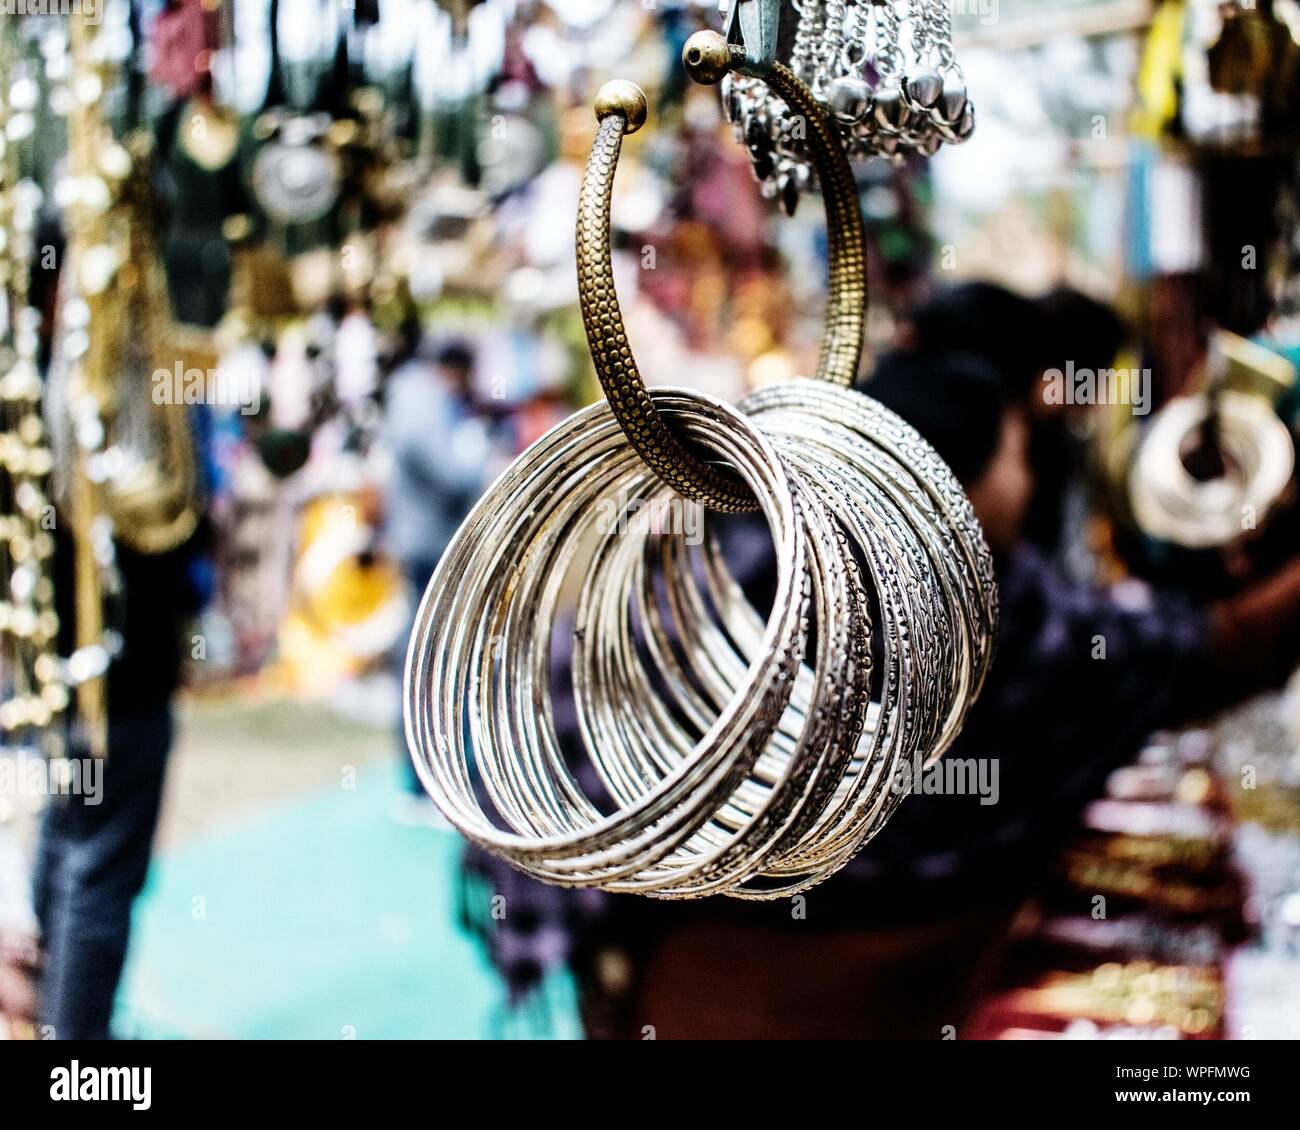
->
<box><xmin>576</xmin><ymin>30</ymin><xmax>868</xmax><ymax>513</ymax></box>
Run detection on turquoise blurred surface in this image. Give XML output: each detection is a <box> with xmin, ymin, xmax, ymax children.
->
<box><xmin>114</xmin><ymin>764</ymin><xmax>580</xmax><ymax>1039</ymax></box>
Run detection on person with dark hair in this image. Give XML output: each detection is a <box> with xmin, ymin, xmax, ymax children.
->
<box><xmin>433</xmin><ymin>340</ymin><xmax>476</xmax><ymax>379</ymax></box>
<box><xmin>461</xmin><ymin>348</ymin><xmax>1300</xmax><ymax>1039</ymax></box>
<box><xmin>895</xmin><ymin>281</ymin><xmax>1049</xmax><ymax>401</ymax></box>
<box><xmin>1025</xmin><ymin>287</ymin><xmax>1129</xmax><ymax>552</ymax></box>
<box><xmin>1037</xmin><ymin>286</ymin><xmax>1127</xmax><ymax>381</ymax></box>
<box><xmin>897</xmin><ymin>281</ymin><xmax>1130</xmax><ymax>554</ymax></box>
<box><xmin>863</xmin><ymin>350</ymin><xmax>1010</xmax><ymax>482</ymax></box>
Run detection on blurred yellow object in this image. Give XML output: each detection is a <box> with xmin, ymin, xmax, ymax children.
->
<box><xmin>1133</xmin><ymin>0</ymin><xmax>1185</xmax><ymax>140</ymax></box>
<box><xmin>1211</xmin><ymin>329</ymin><xmax>1296</xmax><ymax>404</ymax></box>
<box><xmin>278</xmin><ymin>495</ymin><xmax>407</xmax><ymax>692</ymax></box>
<box><xmin>228</xmin><ymin>243</ymin><xmax>299</xmax><ymax>320</ymax></box>
<box><xmin>178</xmin><ymin>98</ymin><xmax>240</xmax><ymax>171</ymax></box>
<box><xmin>747</xmin><ymin>349</ymin><xmax>799</xmax><ymax>389</ymax></box>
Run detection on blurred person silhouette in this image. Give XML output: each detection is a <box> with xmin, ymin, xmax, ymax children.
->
<box><xmin>1030</xmin><ymin>286</ymin><xmax>1128</xmax><ymax>555</ymax></box>
<box><xmin>893</xmin><ymin>281</ymin><xmax>1126</xmax><ymax>557</ymax></box>
<box><xmin>461</xmin><ymin>350</ymin><xmax>1300</xmax><ymax>1039</ymax></box>
<box><xmin>26</xmin><ymin>208</ymin><xmax>210</xmax><ymax>1040</ymax></box>
<box><xmin>33</xmin><ymin>527</ymin><xmax>210</xmax><ymax>1040</ymax></box>
<box><xmin>893</xmin><ymin>282</ymin><xmax>1048</xmax><ymax>395</ymax></box>
<box><xmin>381</xmin><ymin>326</ymin><xmax>491</xmax><ymax>806</ymax></box>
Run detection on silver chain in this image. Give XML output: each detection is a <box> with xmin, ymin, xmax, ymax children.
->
<box><xmin>791</xmin><ymin>0</ymin><xmax>824</xmax><ymax>87</ymax></box>
<box><xmin>818</xmin><ymin>0</ymin><xmax>847</xmax><ymax>97</ymax></box>
<box><xmin>930</xmin><ymin>0</ymin><xmax>957</xmax><ymax>73</ymax></box>
<box><xmin>875</xmin><ymin>0</ymin><xmax>903</xmax><ymax>80</ymax></box>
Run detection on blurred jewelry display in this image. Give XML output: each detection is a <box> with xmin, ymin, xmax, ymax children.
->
<box><xmin>44</xmin><ymin>12</ymin><xmax>203</xmax><ymax>754</ymax></box>
<box><xmin>252</xmin><ymin>112</ymin><xmax>344</xmax><ymax>226</ymax></box>
<box><xmin>251</xmin><ymin>6</ymin><xmax>409</xmax><ymax>242</ymax></box>
<box><xmin>1129</xmin><ymin>336</ymin><xmax>1295</xmax><ymax>550</ymax></box>
<box><xmin>0</xmin><ymin>25</ymin><xmax>66</xmax><ymax>746</ymax></box>
<box><xmin>719</xmin><ymin>0</ymin><xmax>975</xmax><ymax>209</ymax></box>
<box><xmin>1130</xmin><ymin>391</ymin><xmax>1294</xmax><ymax>550</ymax></box>
<box><xmin>967</xmin><ymin>723</ymin><xmax>1247</xmax><ymax>1040</ymax></box>
<box><xmin>1006</xmin><ymin>962</ymin><xmax>1224</xmax><ymax>1038</ymax></box>
<box><xmin>404</xmin><ymin>25</ymin><xmax>995</xmax><ymax>898</ymax></box>
<box><xmin>167</xmin><ymin>5</ymin><xmax>241</xmax><ymax>176</ymax></box>
<box><xmin>251</xmin><ymin>2</ymin><xmax>348</xmax><ymax>231</ymax></box>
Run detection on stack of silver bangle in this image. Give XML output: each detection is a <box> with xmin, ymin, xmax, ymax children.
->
<box><xmin>404</xmin><ymin>384</ymin><xmax>996</xmax><ymax>898</ymax></box>
<box><xmin>403</xmin><ymin>21</ymin><xmax>996</xmax><ymax>900</ymax></box>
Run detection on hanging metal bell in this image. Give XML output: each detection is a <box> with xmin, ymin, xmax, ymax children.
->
<box><xmin>903</xmin><ymin>67</ymin><xmax>943</xmax><ymax>110</ymax></box>
<box><xmin>956</xmin><ymin>102</ymin><xmax>975</xmax><ymax>141</ymax></box>
<box><xmin>872</xmin><ymin>87</ymin><xmax>912</xmax><ymax>133</ymax></box>
<box><xmin>827</xmin><ymin>74</ymin><xmax>872</xmax><ymax>125</ymax></box>
<box><xmin>938</xmin><ymin>76</ymin><xmax>968</xmax><ymax>126</ymax></box>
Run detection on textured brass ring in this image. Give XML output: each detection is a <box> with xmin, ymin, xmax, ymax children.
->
<box><xmin>577</xmin><ymin>37</ymin><xmax>868</xmax><ymax>512</ymax></box>
<box><xmin>578</xmin><ymin>82</ymin><xmax>756</xmax><ymax>513</ymax></box>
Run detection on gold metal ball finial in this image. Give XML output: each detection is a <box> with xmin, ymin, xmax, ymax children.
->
<box><xmin>594</xmin><ymin>80</ymin><xmax>648</xmax><ymax>134</ymax></box>
<box><xmin>682</xmin><ymin>31</ymin><xmax>733</xmax><ymax>86</ymax></box>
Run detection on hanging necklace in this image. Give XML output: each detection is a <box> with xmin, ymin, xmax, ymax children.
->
<box><xmin>720</xmin><ymin>0</ymin><xmax>975</xmax><ymax>211</ymax></box>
